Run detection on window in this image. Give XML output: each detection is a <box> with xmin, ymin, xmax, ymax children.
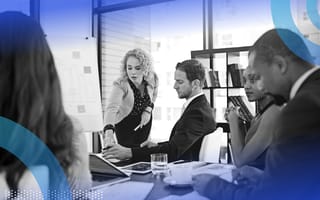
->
<box><xmin>99</xmin><ymin>4</ymin><xmax>151</xmax><ymax>118</ymax></box>
<box><xmin>98</xmin><ymin>0</ymin><xmax>203</xmax><ymax>142</ymax></box>
<box><xmin>1</xmin><ymin>0</ymin><xmax>30</xmax><ymax>14</ymax></box>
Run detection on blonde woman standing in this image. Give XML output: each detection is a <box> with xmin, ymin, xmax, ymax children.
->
<box><xmin>103</xmin><ymin>49</ymin><xmax>158</xmax><ymax>148</ymax></box>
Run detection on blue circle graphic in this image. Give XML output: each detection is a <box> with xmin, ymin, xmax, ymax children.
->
<box><xmin>307</xmin><ymin>0</ymin><xmax>320</xmax><ymax>30</ymax></box>
<box><xmin>0</xmin><ymin>116</ymin><xmax>71</xmax><ymax>199</ymax></box>
<box><xmin>271</xmin><ymin>0</ymin><xmax>320</xmax><ymax>65</ymax></box>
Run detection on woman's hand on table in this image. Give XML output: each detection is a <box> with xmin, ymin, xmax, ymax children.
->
<box><xmin>140</xmin><ymin>140</ymin><xmax>158</xmax><ymax>148</ymax></box>
<box><xmin>102</xmin><ymin>144</ymin><xmax>132</xmax><ymax>160</ymax></box>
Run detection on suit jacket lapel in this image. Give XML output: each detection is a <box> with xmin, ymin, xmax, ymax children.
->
<box><xmin>296</xmin><ymin>69</ymin><xmax>320</xmax><ymax>96</ymax></box>
<box><xmin>182</xmin><ymin>94</ymin><xmax>205</xmax><ymax>114</ymax></box>
<box><xmin>169</xmin><ymin>95</ymin><xmax>205</xmax><ymax>139</ymax></box>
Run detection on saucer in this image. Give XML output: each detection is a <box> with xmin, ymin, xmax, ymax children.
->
<box><xmin>163</xmin><ymin>177</ymin><xmax>193</xmax><ymax>188</ymax></box>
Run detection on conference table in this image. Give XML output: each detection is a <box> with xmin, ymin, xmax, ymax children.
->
<box><xmin>111</xmin><ymin>160</ymin><xmax>234</xmax><ymax>200</ymax></box>
<box><xmin>130</xmin><ymin>173</ymin><xmax>193</xmax><ymax>200</ymax></box>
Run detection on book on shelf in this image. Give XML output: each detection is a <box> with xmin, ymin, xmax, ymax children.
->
<box><xmin>228</xmin><ymin>96</ymin><xmax>254</xmax><ymax>122</ymax></box>
<box><xmin>227</xmin><ymin>64</ymin><xmax>245</xmax><ymax>87</ymax></box>
<box><xmin>204</xmin><ymin>69</ymin><xmax>220</xmax><ymax>88</ymax></box>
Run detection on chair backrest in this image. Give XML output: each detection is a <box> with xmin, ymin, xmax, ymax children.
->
<box><xmin>199</xmin><ymin>128</ymin><xmax>224</xmax><ymax>163</ymax></box>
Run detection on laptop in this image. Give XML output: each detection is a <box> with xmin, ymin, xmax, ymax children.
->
<box><xmin>89</xmin><ymin>153</ymin><xmax>130</xmax><ymax>190</ymax></box>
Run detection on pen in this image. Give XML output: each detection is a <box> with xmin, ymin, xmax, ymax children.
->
<box><xmin>172</xmin><ymin>160</ymin><xmax>187</xmax><ymax>164</ymax></box>
<box><xmin>134</xmin><ymin>125</ymin><xmax>140</xmax><ymax>131</ymax></box>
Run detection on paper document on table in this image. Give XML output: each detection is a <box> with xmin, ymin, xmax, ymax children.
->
<box><xmin>98</xmin><ymin>181</ymin><xmax>153</xmax><ymax>200</ymax></box>
<box><xmin>158</xmin><ymin>191</ymin><xmax>209</xmax><ymax>200</ymax></box>
<box><xmin>192</xmin><ymin>163</ymin><xmax>236</xmax><ymax>182</ymax></box>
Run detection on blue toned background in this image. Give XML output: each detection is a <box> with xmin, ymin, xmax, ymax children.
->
<box><xmin>0</xmin><ymin>0</ymin><xmax>319</xmax><ymax>199</ymax></box>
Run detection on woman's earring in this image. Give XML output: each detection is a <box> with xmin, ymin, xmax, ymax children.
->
<box><xmin>143</xmin><ymin>71</ymin><xmax>149</xmax><ymax>79</ymax></box>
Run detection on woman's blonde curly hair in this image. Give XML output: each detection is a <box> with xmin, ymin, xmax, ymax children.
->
<box><xmin>120</xmin><ymin>48</ymin><xmax>154</xmax><ymax>82</ymax></box>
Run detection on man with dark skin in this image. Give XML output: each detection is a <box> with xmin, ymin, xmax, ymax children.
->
<box><xmin>193</xmin><ymin>29</ymin><xmax>320</xmax><ymax>200</ymax></box>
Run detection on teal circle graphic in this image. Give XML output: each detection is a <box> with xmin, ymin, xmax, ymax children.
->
<box><xmin>271</xmin><ymin>0</ymin><xmax>320</xmax><ymax>65</ymax></box>
<box><xmin>0</xmin><ymin>116</ymin><xmax>71</xmax><ymax>199</ymax></box>
<box><xmin>307</xmin><ymin>0</ymin><xmax>320</xmax><ymax>30</ymax></box>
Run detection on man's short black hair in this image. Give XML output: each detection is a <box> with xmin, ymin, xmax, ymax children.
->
<box><xmin>249</xmin><ymin>28</ymin><xmax>313</xmax><ymax>65</ymax></box>
<box><xmin>176</xmin><ymin>59</ymin><xmax>205</xmax><ymax>86</ymax></box>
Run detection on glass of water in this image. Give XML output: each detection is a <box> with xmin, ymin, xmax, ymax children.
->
<box><xmin>150</xmin><ymin>153</ymin><xmax>168</xmax><ymax>177</ymax></box>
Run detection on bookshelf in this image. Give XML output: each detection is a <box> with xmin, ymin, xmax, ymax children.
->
<box><xmin>191</xmin><ymin>46</ymin><xmax>256</xmax><ymax>163</ymax></box>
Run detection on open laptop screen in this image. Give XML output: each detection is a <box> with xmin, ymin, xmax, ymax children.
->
<box><xmin>89</xmin><ymin>153</ymin><xmax>130</xmax><ymax>190</ymax></box>
<box><xmin>90</xmin><ymin>153</ymin><xmax>127</xmax><ymax>176</ymax></box>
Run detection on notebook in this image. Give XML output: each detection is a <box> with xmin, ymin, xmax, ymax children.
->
<box><xmin>89</xmin><ymin>153</ymin><xmax>130</xmax><ymax>190</ymax></box>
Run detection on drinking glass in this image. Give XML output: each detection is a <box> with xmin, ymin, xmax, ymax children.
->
<box><xmin>150</xmin><ymin>153</ymin><xmax>168</xmax><ymax>176</ymax></box>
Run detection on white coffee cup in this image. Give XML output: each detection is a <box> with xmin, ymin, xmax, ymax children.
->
<box><xmin>169</xmin><ymin>164</ymin><xmax>192</xmax><ymax>184</ymax></box>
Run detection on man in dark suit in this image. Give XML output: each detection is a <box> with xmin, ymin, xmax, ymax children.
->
<box><xmin>103</xmin><ymin>59</ymin><xmax>216</xmax><ymax>162</ymax></box>
<box><xmin>193</xmin><ymin>29</ymin><xmax>320</xmax><ymax>200</ymax></box>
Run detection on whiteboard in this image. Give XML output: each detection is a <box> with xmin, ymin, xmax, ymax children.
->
<box><xmin>47</xmin><ymin>36</ymin><xmax>103</xmax><ymax>132</ymax></box>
